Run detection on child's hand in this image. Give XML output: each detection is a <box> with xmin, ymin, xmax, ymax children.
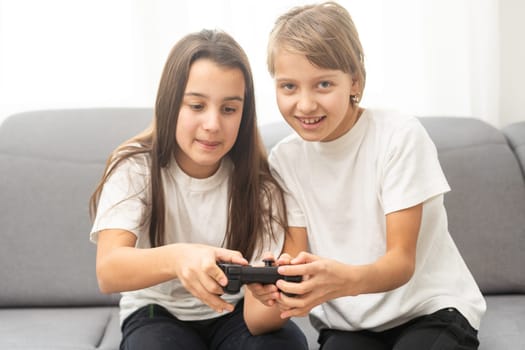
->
<box><xmin>245</xmin><ymin>252</ymin><xmax>281</xmax><ymax>307</ymax></box>
<box><xmin>245</xmin><ymin>283</ymin><xmax>280</xmax><ymax>307</ymax></box>
<box><xmin>172</xmin><ymin>243</ymin><xmax>247</xmax><ymax>313</ymax></box>
<box><xmin>275</xmin><ymin>252</ymin><xmax>353</xmax><ymax>318</ymax></box>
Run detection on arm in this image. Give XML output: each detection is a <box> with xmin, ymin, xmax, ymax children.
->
<box><xmin>96</xmin><ymin>229</ymin><xmax>247</xmax><ymax>313</ymax></box>
<box><xmin>276</xmin><ymin>203</ymin><xmax>422</xmax><ymax>318</ymax></box>
<box><xmin>242</xmin><ymin>227</ymin><xmax>308</xmax><ymax>335</ymax></box>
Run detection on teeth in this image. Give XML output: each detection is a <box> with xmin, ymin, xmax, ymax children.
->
<box><xmin>302</xmin><ymin>117</ymin><xmax>322</xmax><ymax>124</ymax></box>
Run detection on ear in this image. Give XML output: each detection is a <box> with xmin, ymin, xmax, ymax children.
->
<box><xmin>350</xmin><ymin>75</ymin><xmax>361</xmax><ymax>95</ymax></box>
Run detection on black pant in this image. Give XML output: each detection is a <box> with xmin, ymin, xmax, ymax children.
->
<box><xmin>120</xmin><ymin>302</ymin><xmax>308</xmax><ymax>350</ymax></box>
<box><xmin>319</xmin><ymin>308</ymin><xmax>479</xmax><ymax>350</ymax></box>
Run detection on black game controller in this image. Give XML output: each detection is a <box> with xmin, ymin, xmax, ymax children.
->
<box><xmin>218</xmin><ymin>259</ymin><xmax>302</xmax><ymax>295</ymax></box>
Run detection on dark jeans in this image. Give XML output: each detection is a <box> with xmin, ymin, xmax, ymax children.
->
<box><xmin>120</xmin><ymin>302</ymin><xmax>308</xmax><ymax>350</ymax></box>
<box><xmin>319</xmin><ymin>308</ymin><xmax>479</xmax><ymax>350</ymax></box>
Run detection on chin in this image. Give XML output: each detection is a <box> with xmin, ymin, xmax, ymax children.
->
<box><xmin>293</xmin><ymin>130</ymin><xmax>324</xmax><ymax>142</ymax></box>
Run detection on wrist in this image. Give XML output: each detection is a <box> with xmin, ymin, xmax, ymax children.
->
<box><xmin>340</xmin><ymin>263</ymin><xmax>368</xmax><ymax>297</ymax></box>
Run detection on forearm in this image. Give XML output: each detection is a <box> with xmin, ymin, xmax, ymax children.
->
<box><xmin>96</xmin><ymin>244</ymin><xmax>177</xmax><ymax>293</ymax></box>
<box><xmin>345</xmin><ymin>250</ymin><xmax>415</xmax><ymax>296</ymax></box>
<box><xmin>346</xmin><ymin>204</ymin><xmax>421</xmax><ymax>296</ymax></box>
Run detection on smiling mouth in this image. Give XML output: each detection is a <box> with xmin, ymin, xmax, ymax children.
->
<box><xmin>296</xmin><ymin>116</ymin><xmax>325</xmax><ymax>125</ymax></box>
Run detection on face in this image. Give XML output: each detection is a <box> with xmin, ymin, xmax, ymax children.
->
<box><xmin>273</xmin><ymin>49</ymin><xmax>360</xmax><ymax>142</ymax></box>
<box><xmin>175</xmin><ymin>58</ymin><xmax>245</xmax><ymax>178</ymax></box>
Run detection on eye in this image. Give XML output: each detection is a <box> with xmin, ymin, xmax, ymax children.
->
<box><xmin>280</xmin><ymin>82</ymin><xmax>296</xmax><ymax>91</ymax></box>
<box><xmin>189</xmin><ymin>103</ymin><xmax>204</xmax><ymax>111</ymax></box>
<box><xmin>222</xmin><ymin>105</ymin><xmax>238</xmax><ymax>114</ymax></box>
<box><xmin>318</xmin><ymin>81</ymin><xmax>332</xmax><ymax>89</ymax></box>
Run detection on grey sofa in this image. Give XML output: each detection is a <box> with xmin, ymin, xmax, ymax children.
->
<box><xmin>1</xmin><ymin>108</ymin><xmax>524</xmax><ymax>350</ymax></box>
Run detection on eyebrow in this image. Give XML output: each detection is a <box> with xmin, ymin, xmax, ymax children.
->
<box><xmin>275</xmin><ymin>73</ymin><xmax>341</xmax><ymax>82</ymax></box>
<box><xmin>184</xmin><ymin>92</ymin><xmax>243</xmax><ymax>102</ymax></box>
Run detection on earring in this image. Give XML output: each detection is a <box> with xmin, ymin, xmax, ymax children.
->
<box><xmin>350</xmin><ymin>94</ymin><xmax>360</xmax><ymax>104</ymax></box>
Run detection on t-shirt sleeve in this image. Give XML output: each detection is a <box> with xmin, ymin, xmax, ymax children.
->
<box><xmin>90</xmin><ymin>155</ymin><xmax>150</xmax><ymax>243</ymax></box>
<box><xmin>268</xmin><ymin>147</ymin><xmax>307</xmax><ymax>228</ymax></box>
<box><xmin>381</xmin><ymin>118</ymin><xmax>450</xmax><ymax>214</ymax></box>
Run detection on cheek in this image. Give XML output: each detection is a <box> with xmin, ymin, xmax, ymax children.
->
<box><xmin>175</xmin><ymin>113</ymin><xmax>193</xmax><ymax>146</ymax></box>
<box><xmin>224</xmin><ymin>116</ymin><xmax>243</xmax><ymax>147</ymax></box>
<box><xmin>276</xmin><ymin>94</ymin><xmax>293</xmax><ymax>115</ymax></box>
<box><xmin>326</xmin><ymin>93</ymin><xmax>350</xmax><ymax>116</ymax></box>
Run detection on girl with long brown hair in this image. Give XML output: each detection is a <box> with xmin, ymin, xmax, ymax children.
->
<box><xmin>89</xmin><ymin>29</ymin><xmax>307</xmax><ymax>350</ymax></box>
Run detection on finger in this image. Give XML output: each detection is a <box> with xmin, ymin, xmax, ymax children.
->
<box><xmin>202</xmin><ymin>293</ymin><xmax>235</xmax><ymax>313</ymax></box>
<box><xmin>247</xmin><ymin>282</ymin><xmax>278</xmax><ymax>295</ymax></box>
<box><xmin>183</xmin><ymin>277</ymin><xmax>234</xmax><ymax>313</ymax></box>
<box><xmin>197</xmin><ymin>277</ymin><xmax>235</xmax><ymax>312</ymax></box>
<box><xmin>216</xmin><ymin>248</ymin><xmax>248</xmax><ymax>265</ymax></box>
<box><xmin>246</xmin><ymin>283</ymin><xmax>279</xmax><ymax>304</ymax></box>
<box><xmin>275</xmin><ymin>300</ymin><xmax>292</xmax><ymax>311</ymax></box>
<box><xmin>203</xmin><ymin>272</ymin><xmax>228</xmax><ymax>295</ymax></box>
<box><xmin>291</xmin><ymin>251</ymin><xmax>316</xmax><ymax>264</ymax></box>
<box><xmin>277</xmin><ymin>261</ymin><xmax>312</xmax><ymax>277</ymax></box>
<box><xmin>206</xmin><ymin>263</ymin><xmax>229</xmax><ymax>288</ymax></box>
<box><xmin>280</xmin><ymin>307</ymin><xmax>310</xmax><ymax>319</ymax></box>
<box><xmin>276</xmin><ymin>278</ymin><xmax>309</xmax><ymax>298</ymax></box>
<box><xmin>276</xmin><ymin>253</ymin><xmax>292</xmax><ymax>265</ymax></box>
<box><xmin>246</xmin><ymin>286</ymin><xmax>277</xmax><ymax>307</ymax></box>
<box><xmin>261</xmin><ymin>251</ymin><xmax>275</xmax><ymax>262</ymax></box>
<box><xmin>277</xmin><ymin>292</ymin><xmax>312</xmax><ymax>318</ymax></box>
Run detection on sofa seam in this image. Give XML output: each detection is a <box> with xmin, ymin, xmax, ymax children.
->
<box><xmin>95</xmin><ymin>311</ymin><xmax>113</xmax><ymax>349</ymax></box>
<box><xmin>436</xmin><ymin>141</ymin><xmax>510</xmax><ymax>154</ymax></box>
<box><xmin>0</xmin><ymin>152</ymin><xmax>106</xmax><ymax>165</ymax></box>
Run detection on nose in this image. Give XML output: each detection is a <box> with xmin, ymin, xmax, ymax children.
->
<box><xmin>202</xmin><ymin>109</ymin><xmax>221</xmax><ymax>132</ymax></box>
<box><xmin>297</xmin><ymin>91</ymin><xmax>317</xmax><ymax>114</ymax></box>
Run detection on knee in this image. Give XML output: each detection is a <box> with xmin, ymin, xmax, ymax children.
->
<box><xmin>252</xmin><ymin>321</ymin><xmax>308</xmax><ymax>349</ymax></box>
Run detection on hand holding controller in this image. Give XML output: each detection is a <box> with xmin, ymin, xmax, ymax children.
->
<box><xmin>218</xmin><ymin>259</ymin><xmax>302</xmax><ymax>295</ymax></box>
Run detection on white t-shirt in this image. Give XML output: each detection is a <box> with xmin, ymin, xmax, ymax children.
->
<box><xmin>269</xmin><ymin>109</ymin><xmax>486</xmax><ymax>332</ymax></box>
<box><xmin>91</xmin><ymin>154</ymin><xmax>284</xmax><ymax>324</ymax></box>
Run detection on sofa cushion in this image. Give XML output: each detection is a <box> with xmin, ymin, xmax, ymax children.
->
<box><xmin>0</xmin><ymin>109</ymin><xmax>151</xmax><ymax>306</ymax></box>
<box><xmin>0</xmin><ymin>307</ymin><xmax>120</xmax><ymax>349</ymax></box>
<box><xmin>420</xmin><ymin>117</ymin><xmax>525</xmax><ymax>294</ymax></box>
<box><xmin>479</xmin><ymin>295</ymin><xmax>525</xmax><ymax>350</ymax></box>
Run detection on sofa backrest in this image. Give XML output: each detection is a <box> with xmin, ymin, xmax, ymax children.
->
<box><xmin>0</xmin><ymin>108</ymin><xmax>151</xmax><ymax>307</ymax></box>
<box><xmin>1</xmin><ymin>110</ymin><xmax>524</xmax><ymax>308</ymax></box>
<box><xmin>418</xmin><ymin>117</ymin><xmax>525</xmax><ymax>294</ymax></box>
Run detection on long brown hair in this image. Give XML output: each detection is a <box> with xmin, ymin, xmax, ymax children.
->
<box><xmin>90</xmin><ymin>29</ymin><xmax>287</xmax><ymax>260</ymax></box>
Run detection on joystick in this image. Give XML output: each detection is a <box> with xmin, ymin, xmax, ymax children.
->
<box><xmin>217</xmin><ymin>261</ymin><xmax>301</xmax><ymax>295</ymax></box>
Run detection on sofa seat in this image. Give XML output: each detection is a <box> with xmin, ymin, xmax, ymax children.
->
<box><xmin>479</xmin><ymin>295</ymin><xmax>525</xmax><ymax>349</ymax></box>
<box><xmin>0</xmin><ymin>307</ymin><xmax>120</xmax><ymax>350</ymax></box>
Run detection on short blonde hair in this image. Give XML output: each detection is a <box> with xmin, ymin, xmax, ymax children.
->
<box><xmin>267</xmin><ymin>1</ymin><xmax>366</xmax><ymax>97</ymax></box>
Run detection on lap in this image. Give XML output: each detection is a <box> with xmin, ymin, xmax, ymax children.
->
<box><xmin>213</xmin><ymin>313</ymin><xmax>308</xmax><ymax>350</ymax></box>
<box><xmin>392</xmin><ymin>308</ymin><xmax>479</xmax><ymax>350</ymax></box>
<box><xmin>120</xmin><ymin>302</ymin><xmax>308</xmax><ymax>350</ymax></box>
<box><xmin>319</xmin><ymin>308</ymin><xmax>479</xmax><ymax>350</ymax></box>
<box><xmin>120</xmin><ymin>304</ymin><xmax>207</xmax><ymax>350</ymax></box>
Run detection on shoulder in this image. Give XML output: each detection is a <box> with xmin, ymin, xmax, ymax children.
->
<box><xmin>268</xmin><ymin>133</ymin><xmax>305</xmax><ymax>173</ymax></box>
<box><xmin>270</xmin><ymin>133</ymin><xmax>304</xmax><ymax>156</ymax></box>
<box><xmin>366</xmin><ymin>109</ymin><xmax>429</xmax><ymax>147</ymax></box>
<box><xmin>367</xmin><ymin>108</ymin><xmax>421</xmax><ymax>133</ymax></box>
<box><xmin>108</xmin><ymin>144</ymin><xmax>151</xmax><ymax>179</ymax></box>
<box><xmin>268</xmin><ymin>132</ymin><xmax>307</xmax><ymax>164</ymax></box>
